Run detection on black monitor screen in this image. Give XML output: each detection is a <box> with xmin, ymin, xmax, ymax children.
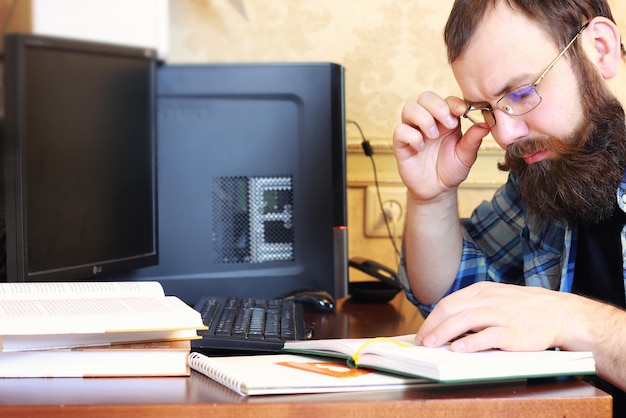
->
<box><xmin>2</xmin><ymin>34</ymin><xmax>158</xmax><ymax>282</ymax></box>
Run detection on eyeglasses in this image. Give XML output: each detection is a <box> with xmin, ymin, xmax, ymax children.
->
<box><xmin>463</xmin><ymin>23</ymin><xmax>589</xmax><ymax>129</ymax></box>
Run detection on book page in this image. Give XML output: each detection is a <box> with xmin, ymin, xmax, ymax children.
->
<box><xmin>284</xmin><ymin>335</ymin><xmax>419</xmax><ymax>357</ymax></box>
<box><xmin>0</xmin><ymin>296</ymin><xmax>204</xmax><ymax>335</ymax></box>
<box><xmin>283</xmin><ymin>337</ymin><xmax>373</xmax><ymax>357</ymax></box>
<box><xmin>0</xmin><ymin>281</ymin><xmax>165</xmax><ymax>300</ymax></box>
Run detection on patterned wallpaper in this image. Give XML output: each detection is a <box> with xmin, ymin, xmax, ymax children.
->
<box><xmin>168</xmin><ymin>0</ymin><xmax>626</xmax><ymax>143</ymax></box>
<box><xmin>169</xmin><ymin>0</ymin><xmax>456</xmax><ymax>142</ymax></box>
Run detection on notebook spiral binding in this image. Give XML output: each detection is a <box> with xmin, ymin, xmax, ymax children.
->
<box><xmin>188</xmin><ymin>352</ymin><xmax>247</xmax><ymax>396</ymax></box>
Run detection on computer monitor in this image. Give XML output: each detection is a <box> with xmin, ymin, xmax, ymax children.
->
<box><xmin>1</xmin><ymin>34</ymin><xmax>158</xmax><ymax>282</ymax></box>
<box><xmin>111</xmin><ymin>63</ymin><xmax>348</xmax><ymax>305</ymax></box>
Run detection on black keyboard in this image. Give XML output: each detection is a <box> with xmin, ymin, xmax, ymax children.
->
<box><xmin>191</xmin><ymin>296</ymin><xmax>308</xmax><ymax>353</ymax></box>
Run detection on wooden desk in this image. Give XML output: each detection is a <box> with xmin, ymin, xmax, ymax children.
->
<box><xmin>0</xmin><ymin>292</ymin><xmax>612</xmax><ymax>417</ymax></box>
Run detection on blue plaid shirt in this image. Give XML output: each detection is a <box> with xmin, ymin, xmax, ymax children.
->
<box><xmin>398</xmin><ymin>173</ymin><xmax>626</xmax><ymax>317</ymax></box>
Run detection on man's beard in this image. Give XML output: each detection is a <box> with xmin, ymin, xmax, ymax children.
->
<box><xmin>498</xmin><ymin>60</ymin><xmax>626</xmax><ymax>225</ymax></box>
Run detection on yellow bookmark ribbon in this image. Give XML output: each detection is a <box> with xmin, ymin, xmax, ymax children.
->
<box><xmin>348</xmin><ymin>337</ymin><xmax>411</xmax><ymax>368</ymax></box>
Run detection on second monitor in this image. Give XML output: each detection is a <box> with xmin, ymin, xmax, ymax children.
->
<box><xmin>114</xmin><ymin>62</ymin><xmax>348</xmax><ymax>305</ymax></box>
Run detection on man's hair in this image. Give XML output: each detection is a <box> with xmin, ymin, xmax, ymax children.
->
<box><xmin>444</xmin><ymin>0</ymin><xmax>624</xmax><ymax>63</ymax></box>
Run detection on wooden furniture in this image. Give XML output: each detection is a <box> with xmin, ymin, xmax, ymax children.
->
<box><xmin>0</xmin><ymin>292</ymin><xmax>612</xmax><ymax>417</ymax></box>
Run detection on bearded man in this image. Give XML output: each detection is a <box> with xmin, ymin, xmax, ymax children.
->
<box><xmin>393</xmin><ymin>0</ymin><xmax>626</xmax><ymax>413</ymax></box>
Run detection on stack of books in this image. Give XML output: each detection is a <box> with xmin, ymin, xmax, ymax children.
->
<box><xmin>0</xmin><ymin>281</ymin><xmax>206</xmax><ymax>377</ymax></box>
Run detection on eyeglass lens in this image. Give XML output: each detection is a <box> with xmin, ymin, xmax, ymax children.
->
<box><xmin>464</xmin><ymin>107</ymin><xmax>496</xmax><ymax>128</ymax></box>
<box><xmin>497</xmin><ymin>85</ymin><xmax>542</xmax><ymax>115</ymax></box>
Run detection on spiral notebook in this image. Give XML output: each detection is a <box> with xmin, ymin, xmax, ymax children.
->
<box><xmin>187</xmin><ymin>352</ymin><xmax>427</xmax><ymax>396</ymax></box>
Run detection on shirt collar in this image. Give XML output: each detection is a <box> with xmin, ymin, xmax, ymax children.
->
<box><xmin>617</xmin><ymin>166</ymin><xmax>626</xmax><ymax>213</ymax></box>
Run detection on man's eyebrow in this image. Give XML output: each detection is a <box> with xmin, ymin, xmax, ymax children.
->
<box><xmin>492</xmin><ymin>72</ymin><xmax>535</xmax><ymax>98</ymax></box>
<box><xmin>464</xmin><ymin>72</ymin><xmax>535</xmax><ymax>106</ymax></box>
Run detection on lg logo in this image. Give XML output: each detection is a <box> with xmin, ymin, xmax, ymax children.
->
<box><xmin>92</xmin><ymin>266</ymin><xmax>103</xmax><ymax>275</ymax></box>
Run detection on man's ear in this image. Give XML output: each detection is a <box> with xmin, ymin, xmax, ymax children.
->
<box><xmin>582</xmin><ymin>17</ymin><xmax>622</xmax><ymax>79</ymax></box>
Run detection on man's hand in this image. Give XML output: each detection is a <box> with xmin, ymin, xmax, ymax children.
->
<box><xmin>415</xmin><ymin>282</ymin><xmax>571</xmax><ymax>352</ymax></box>
<box><xmin>392</xmin><ymin>92</ymin><xmax>490</xmax><ymax>202</ymax></box>
<box><xmin>414</xmin><ymin>281</ymin><xmax>626</xmax><ymax>391</ymax></box>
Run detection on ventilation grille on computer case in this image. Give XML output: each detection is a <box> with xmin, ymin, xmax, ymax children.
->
<box><xmin>211</xmin><ymin>176</ymin><xmax>295</xmax><ymax>264</ymax></box>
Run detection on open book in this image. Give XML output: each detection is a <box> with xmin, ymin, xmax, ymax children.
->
<box><xmin>283</xmin><ymin>334</ymin><xmax>596</xmax><ymax>384</ymax></box>
<box><xmin>0</xmin><ymin>281</ymin><xmax>206</xmax><ymax>351</ymax></box>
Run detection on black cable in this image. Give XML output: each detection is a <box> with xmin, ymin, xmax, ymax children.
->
<box><xmin>346</xmin><ymin>119</ymin><xmax>402</xmax><ymax>258</ymax></box>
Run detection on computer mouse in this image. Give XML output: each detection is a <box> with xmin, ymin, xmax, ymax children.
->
<box><xmin>281</xmin><ymin>289</ymin><xmax>336</xmax><ymax>312</ymax></box>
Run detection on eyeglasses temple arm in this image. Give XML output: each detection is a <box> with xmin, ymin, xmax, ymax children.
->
<box><xmin>533</xmin><ymin>23</ymin><xmax>589</xmax><ymax>87</ymax></box>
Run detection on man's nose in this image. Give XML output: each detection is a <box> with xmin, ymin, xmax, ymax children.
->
<box><xmin>488</xmin><ymin>109</ymin><xmax>531</xmax><ymax>149</ymax></box>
